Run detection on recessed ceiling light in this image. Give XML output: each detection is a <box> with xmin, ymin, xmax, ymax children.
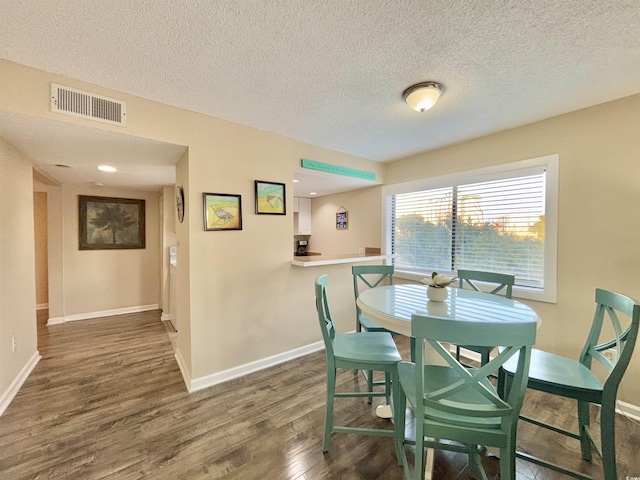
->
<box><xmin>293</xmin><ymin>179</ymin><xmax>300</xmax><ymax>183</ymax></box>
<box><xmin>93</xmin><ymin>182</ymin><xmax>105</xmax><ymax>187</ymax></box>
<box><xmin>309</xmin><ymin>192</ymin><xmax>317</xmax><ymax>195</ymax></box>
<box><xmin>98</xmin><ymin>165</ymin><xmax>117</xmax><ymax>172</ymax></box>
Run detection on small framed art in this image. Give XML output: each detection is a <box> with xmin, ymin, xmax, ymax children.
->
<box><xmin>203</xmin><ymin>193</ymin><xmax>243</xmax><ymax>231</ymax></box>
<box><xmin>255</xmin><ymin>180</ymin><xmax>286</xmax><ymax>215</ymax></box>
<box><xmin>336</xmin><ymin>206</ymin><xmax>348</xmax><ymax>230</ymax></box>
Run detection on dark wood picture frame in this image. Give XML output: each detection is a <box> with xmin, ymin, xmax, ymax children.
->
<box><xmin>203</xmin><ymin>193</ymin><xmax>243</xmax><ymax>231</ymax></box>
<box><xmin>255</xmin><ymin>180</ymin><xmax>286</xmax><ymax>215</ymax></box>
<box><xmin>79</xmin><ymin>195</ymin><xmax>146</xmax><ymax>250</ymax></box>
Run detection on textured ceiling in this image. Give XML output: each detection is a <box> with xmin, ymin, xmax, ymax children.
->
<box><xmin>2</xmin><ymin>0</ymin><xmax>640</xmax><ymax>192</ymax></box>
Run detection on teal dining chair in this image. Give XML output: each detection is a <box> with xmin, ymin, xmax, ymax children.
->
<box><xmin>315</xmin><ymin>274</ymin><xmax>401</xmax><ymax>452</ymax></box>
<box><xmin>352</xmin><ymin>264</ymin><xmax>396</xmax><ymax>402</ymax></box>
<box><xmin>499</xmin><ymin>288</ymin><xmax>640</xmax><ymax>480</ymax></box>
<box><xmin>456</xmin><ymin>269</ymin><xmax>515</xmax><ymax>366</ymax></box>
<box><xmin>352</xmin><ymin>265</ymin><xmax>395</xmax><ymax>333</ymax></box>
<box><xmin>394</xmin><ymin>311</ymin><xmax>536</xmax><ymax>480</ymax></box>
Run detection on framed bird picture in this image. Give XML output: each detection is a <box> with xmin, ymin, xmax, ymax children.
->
<box><xmin>203</xmin><ymin>193</ymin><xmax>242</xmax><ymax>231</ymax></box>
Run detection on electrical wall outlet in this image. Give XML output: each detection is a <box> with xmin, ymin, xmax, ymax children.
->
<box><xmin>603</xmin><ymin>349</ymin><xmax>617</xmax><ymax>362</ymax></box>
<box><xmin>358</xmin><ymin>247</ymin><xmax>364</xmax><ymax>255</ymax></box>
<box><xmin>11</xmin><ymin>335</ymin><xmax>17</xmax><ymax>352</ymax></box>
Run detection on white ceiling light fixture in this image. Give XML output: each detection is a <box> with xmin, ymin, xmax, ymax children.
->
<box><xmin>98</xmin><ymin>165</ymin><xmax>117</xmax><ymax>172</ymax></box>
<box><xmin>402</xmin><ymin>81</ymin><xmax>445</xmax><ymax>112</ymax></box>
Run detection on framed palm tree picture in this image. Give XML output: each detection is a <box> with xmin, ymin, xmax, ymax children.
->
<box><xmin>79</xmin><ymin>195</ymin><xmax>146</xmax><ymax>249</ymax></box>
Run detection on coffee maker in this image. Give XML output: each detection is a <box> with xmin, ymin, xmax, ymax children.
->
<box><xmin>296</xmin><ymin>240</ymin><xmax>309</xmax><ymax>256</ymax></box>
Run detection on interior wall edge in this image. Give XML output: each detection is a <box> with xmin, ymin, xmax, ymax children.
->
<box><xmin>0</xmin><ymin>351</ymin><xmax>41</xmax><ymax>417</ymax></box>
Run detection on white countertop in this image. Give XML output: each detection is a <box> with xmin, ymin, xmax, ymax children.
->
<box><xmin>291</xmin><ymin>253</ymin><xmax>393</xmax><ymax>267</ymax></box>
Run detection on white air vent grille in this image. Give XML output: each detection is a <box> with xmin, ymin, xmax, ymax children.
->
<box><xmin>51</xmin><ymin>83</ymin><xmax>127</xmax><ymax>126</ymax></box>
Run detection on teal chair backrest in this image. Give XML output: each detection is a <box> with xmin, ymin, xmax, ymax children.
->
<box><xmin>352</xmin><ymin>265</ymin><xmax>394</xmax><ymax>320</ymax></box>
<box><xmin>315</xmin><ymin>274</ymin><xmax>336</xmax><ymax>358</ymax></box>
<box><xmin>411</xmin><ymin>312</ymin><xmax>536</xmax><ymax>424</ymax></box>
<box><xmin>581</xmin><ymin>288</ymin><xmax>640</xmax><ymax>391</ymax></box>
<box><xmin>458</xmin><ymin>269</ymin><xmax>515</xmax><ymax>298</ymax></box>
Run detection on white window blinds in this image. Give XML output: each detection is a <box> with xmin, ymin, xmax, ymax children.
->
<box><xmin>390</xmin><ymin>170</ymin><xmax>546</xmax><ymax>288</ymax></box>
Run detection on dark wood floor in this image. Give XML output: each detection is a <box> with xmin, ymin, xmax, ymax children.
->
<box><xmin>0</xmin><ymin>310</ymin><xmax>638</xmax><ymax>479</ymax></box>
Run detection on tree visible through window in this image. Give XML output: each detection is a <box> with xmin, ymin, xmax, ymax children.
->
<box><xmin>391</xmin><ymin>172</ymin><xmax>546</xmax><ymax>288</ymax></box>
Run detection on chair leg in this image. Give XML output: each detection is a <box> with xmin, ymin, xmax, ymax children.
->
<box><xmin>323</xmin><ymin>367</ymin><xmax>336</xmax><ymax>452</ymax></box>
<box><xmin>497</xmin><ymin>367</ymin><xmax>506</xmax><ymax>399</ymax></box>
<box><xmin>481</xmin><ymin>349</ymin><xmax>490</xmax><ymax>366</ymax></box>
<box><xmin>394</xmin><ymin>384</ymin><xmax>407</xmax><ymax>466</ymax></box>
<box><xmin>410</xmin><ymin>337</ymin><xmax>416</xmax><ymax>362</ymax></box>
<box><xmin>414</xmin><ymin>415</ymin><xmax>425</xmax><ymax>480</ymax></box>
<box><xmin>384</xmin><ymin>371</ymin><xmax>392</xmax><ymax>404</ymax></box>
<box><xmin>367</xmin><ymin>369</ymin><xmax>374</xmax><ymax>404</ymax></box>
<box><xmin>600</xmin><ymin>402</ymin><xmax>617</xmax><ymax>480</ymax></box>
<box><xmin>577</xmin><ymin>399</ymin><xmax>592</xmax><ymax>462</ymax></box>
<box><xmin>500</xmin><ymin>440</ymin><xmax>516</xmax><ymax>480</ymax></box>
<box><xmin>455</xmin><ymin>345</ymin><xmax>461</xmax><ymax>361</ymax></box>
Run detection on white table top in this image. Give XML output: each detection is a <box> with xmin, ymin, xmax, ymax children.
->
<box><xmin>356</xmin><ymin>284</ymin><xmax>538</xmax><ymax>338</ymax></box>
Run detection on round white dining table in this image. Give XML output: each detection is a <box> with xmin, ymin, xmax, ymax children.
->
<box><xmin>356</xmin><ymin>283</ymin><xmax>539</xmax><ymax>338</ymax></box>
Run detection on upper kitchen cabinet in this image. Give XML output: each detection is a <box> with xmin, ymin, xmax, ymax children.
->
<box><xmin>295</xmin><ymin>197</ymin><xmax>311</xmax><ymax>235</ymax></box>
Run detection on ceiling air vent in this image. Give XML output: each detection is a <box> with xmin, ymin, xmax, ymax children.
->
<box><xmin>51</xmin><ymin>83</ymin><xmax>127</xmax><ymax>126</ymax></box>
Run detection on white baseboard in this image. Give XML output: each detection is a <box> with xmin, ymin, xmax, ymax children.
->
<box><xmin>47</xmin><ymin>316</ymin><xmax>65</xmax><ymax>325</ymax></box>
<box><xmin>0</xmin><ymin>351</ymin><xmax>41</xmax><ymax>417</ymax></box>
<box><xmin>617</xmin><ymin>400</ymin><xmax>640</xmax><ymax>421</ymax></box>
<box><xmin>187</xmin><ymin>340</ymin><xmax>324</xmax><ymax>393</ymax></box>
<box><xmin>161</xmin><ymin>313</ymin><xmax>174</xmax><ymax>321</ymax></box>
<box><xmin>455</xmin><ymin>346</ymin><xmax>482</xmax><ymax>363</ymax></box>
<box><xmin>36</xmin><ymin>303</ymin><xmax>49</xmax><ymax>311</ymax></box>
<box><xmin>174</xmin><ymin>347</ymin><xmax>191</xmax><ymax>391</ymax></box>
<box><xmin>58</xmin><ymin>304</ymin><xmax>160</xmax><ymax>323</ymax></box>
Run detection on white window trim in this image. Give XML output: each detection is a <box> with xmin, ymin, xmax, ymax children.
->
<box><xmin>381</xmin><ymin>154</ymin><xmax>559</xmax><ymax>304</ymax></box>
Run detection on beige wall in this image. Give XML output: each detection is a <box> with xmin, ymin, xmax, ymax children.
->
<box><xmin>160</xmin><ymin>185</ymin><xmax>177</xmax><ymax>318</ymax></box>
<box><xmin>33</xmin><ymin>191</ymin><xmax>48</xmax><ymax>307</ymax></box>
<box><xmin>0</xmin><ymin>60</ymin><xmax>384</xmax><ymax>389</ymax></box>
<box><xmin>60</xmin><ymin>185</ymin><xmax>160</xmax><ymax>317</ymax></box>
<box><xmin>385</xmin><ymin>94</ymin><xmax>640</xmax><ymax>403</ymax></box>
<box><xmin>0</xmin><ymin>137</ymin><xmax>38</xmax><ymax>400</ymax></box>
<box><xmin>310</xmin><ymin>186</ymin><xmax>382</xmax><ymax>256</ymax></box>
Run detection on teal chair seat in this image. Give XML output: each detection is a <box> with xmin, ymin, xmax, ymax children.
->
<box><xmin>315</xmin><ymin>274</ymin><xmax>401</xmax><ymax>453</ymax></box>
<box><xmin>333</xmin><ymin>331</ymin><xmax>401</xmax><ymax>364</ymax></box>
<box><xmin>499</xmin><ymin>288</ymin><xmax>640</xmax><ymax>480</ymax></box>
<box><xmin>358</xmin><ymin>313</ymin><xmax>388</xmax><ymax>332</ymax></box>
<box><xmin>502</xmin><ymin>348</ymin><xmax>603</xmax><ymax>400</ymax></box>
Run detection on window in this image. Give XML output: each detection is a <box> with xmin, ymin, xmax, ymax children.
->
<box><xmin>383</xmin><ymin>155</ymin><xmax>558</xmax><ymax>303</ymax></box>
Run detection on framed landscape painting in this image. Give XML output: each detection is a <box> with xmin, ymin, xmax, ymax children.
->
<box><xmin>203</xmin><ymin>192</ymin><xmax>243</xmax><ymax>231</ymax></box>
<box><xmin>255</xmin><ymin>180</ymin><xmax>286</xmax><ymax>215</ymax></box>
<box><xmin>79</xmin><ymin>195</ymin><xmax>146</xmax><ymax>250</ymax></box>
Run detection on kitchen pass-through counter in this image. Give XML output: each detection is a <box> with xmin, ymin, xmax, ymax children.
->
<box><xmin>291</xmin><ymin>253</ymin><xmax>394</xmax><ymax>267</ymax></box>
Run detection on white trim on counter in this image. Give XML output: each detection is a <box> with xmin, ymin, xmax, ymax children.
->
<box><xmin>291</xmin><ymin>254</ymin><xmax>394</xmax><ymax>267</ymax></box>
